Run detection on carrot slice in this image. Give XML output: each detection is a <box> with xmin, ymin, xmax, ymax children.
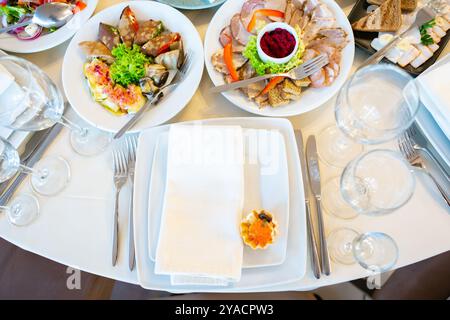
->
<box><xmin>247</xmin><ymin>9</ymin><xmax>285</xmax><ymax>33</ymax></box>
<box><xmin>224</xmin><ymin>43</ymin><xmax>239</xmax><ymax>82</ymax></box>
<box><xmin>260</xmin><ymin>76</ymin><xmax>284</xmax><ymax>95</ymax></box>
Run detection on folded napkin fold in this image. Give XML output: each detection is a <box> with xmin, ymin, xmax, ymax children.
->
<box><xmin>154</xmin><ymin>124</ymin><xmax>245</xmax><ymax>285</ymax></box>
<box><xmin>416</xmin><ymin>53</ymin><xmax>450</xmax><ymax>140</ymax></box>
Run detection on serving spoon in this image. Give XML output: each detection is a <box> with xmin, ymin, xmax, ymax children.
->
<box><xmin>0</xmin><ymin>3</ymin><xmax>74</xmax><ymax>34</ymax></box>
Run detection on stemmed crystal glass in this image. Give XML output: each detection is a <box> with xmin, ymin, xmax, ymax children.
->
<box><xmin>323</xmin><ymin>149</ymin><xmax>415</xmax><ymax>218</ymax></box>
<box><xmin>0</xmin><ymin>193</ymin><xmax>39</xmax><ymax>226</ymax></box>
<box><xmin>0</xmin><ymin>55</ymin><xmax>111</xmax><ymax>156</ymax></box>
<box><xmin>318</xmin><ymin>64</ymin><xmax>420</xmax><ymax>168</ymax></box>
<box><xmin>327</xmin><ymin>228</ymin><xmax>399</xmax><ymax>273</ymax></box>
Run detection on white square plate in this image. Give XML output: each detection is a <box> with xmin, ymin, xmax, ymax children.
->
<box><xmin>147</xmin><ymin>128</ymin><xmax>290</xmax><ymax>268</ymax></box>
<box><xmin>133</xmin><ymin>117</ymin><xmax>307</xmax><ymax>292</ymax></box>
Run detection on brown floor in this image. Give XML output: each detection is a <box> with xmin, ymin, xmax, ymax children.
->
<box><xmin>1</xmin><ymin>237</ymin><xmax>449</xmax><ymax>299</ymax></box>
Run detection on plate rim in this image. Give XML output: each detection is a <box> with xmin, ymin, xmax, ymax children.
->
<box><xmin>203</xmin><ymin>0</ymin><xmax>355</xmax><ymax>117</ymax></box>
<box><xmin>156</xmin><ymin>0</ymin><xmax>227</xmax><ymax>10</ymax></box>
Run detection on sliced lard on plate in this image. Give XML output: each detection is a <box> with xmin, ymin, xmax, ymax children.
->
<box><xmin>427</xmin><ymin>43</ymin><xmax>439</xmax><ymax>52</ymax></box>
<box><xmin>410</xmin><ymin>44</ymin><xmax>434</xmax><ymax>68</ymax></box>
<box><xmin>397</xmin><ymin>46</ymin><xmax>420</xmax><ymax>67</ymax></box>
<box><xmin>426</xmin><ymin>28</ymin><xmax>441</xmax><ymax>43</ymax></box>
<box><xmin>432</xmin><ymin>25</ymin><xmax>446</xmax><ymax>38</ymax></box>
<box><xmin>435</xmin><ymin>16</ymin><xmax>450</xmax><ymax>31</ymax></box>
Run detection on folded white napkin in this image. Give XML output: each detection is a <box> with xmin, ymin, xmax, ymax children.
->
<box><xmin>154</xmin><ymin>125</ymin><xmax>245</xmax><ymax>285</ymax></box>
<box><xmin>416</xmin><ymin>53</ymin><xmax>450</xmax><ymax>139</ymax></box>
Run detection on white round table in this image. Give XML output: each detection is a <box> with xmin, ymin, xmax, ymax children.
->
<box><xmin>0</xmin><ymin>0</ymin><xmax>449</xmax><ymax>292</ymax></box>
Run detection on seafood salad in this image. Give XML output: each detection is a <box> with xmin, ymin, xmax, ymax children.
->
<box><xmin>78</xmin><ymin>5</ymin><xmax>184</xmax><ymax>115</ymax></box>
<box><xmin>0</xmin><ymin>0</ymin><xmax>87</xmax><ymax>40</ymax></box>
<box><xmin>211</xmin><ymin>0</ymin><xmax>349</xmax><ymax>108</ymax></box>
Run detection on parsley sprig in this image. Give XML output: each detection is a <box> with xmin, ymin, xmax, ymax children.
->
<box><xmin>420</xmin><ymin>19</ymin><xmax>436</xmax><ymax>46</ymax></box>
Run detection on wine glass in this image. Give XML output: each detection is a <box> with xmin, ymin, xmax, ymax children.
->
<box><xmin>0</xmin><ymin>137</ymin><xmax>69</xmax><ymax>196</ymax></box>
<box><xmin>327</xmin><ymin>228</ymin><xmax>399</xmax><ymax>272</ymax></box>
<box><xmin>318</xmin><ymin>64</ymin><xmax>420</xmax><ymax>167</ymax></box>
<box><xmin>0</xmin><ymin>55</ymin><xmax>111</xmax><ymax>156</ymax></box>
<box><xmin>340</xmin><ymin>149</ymin><xmax>415</xmax><ymax>216</ymax></box>
<box><xmin>322</xmin><ymin>176</ymin><xmax>359</xmax><ymax>220</ymax></box>
<box><xmin>0</xmin><ymin>193</ymin><xmax>39</xmax><ymax>226</ymax></box>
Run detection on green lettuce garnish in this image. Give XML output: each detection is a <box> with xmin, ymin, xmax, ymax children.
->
<box><xmin>243</xmin><ymin>27</ymin><xmax>305</xmax><ymax>76</ymax></box>
<box><xmin>110</xmin><ymin>44</ymin><xmax>151</xmax><ymax>87</ymax></box>
<box><xmin>0</xmin><ymin>5</ymin><xmax>29</xmax><ymax>24</ymax></box>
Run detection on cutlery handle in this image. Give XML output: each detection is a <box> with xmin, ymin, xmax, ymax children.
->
<box><xmin>427</xmin><ymin>172</ymin><xmax>450</xmax><ymax>206</ymax></box>
<box><xmin>315</xmin><ymin>196</ymin><xmax>331</xmax><ymax>276</ymax></box>
<box><xmin>209</xmin><ymin>74</ymin><xmax>279</xmax><ymax>93</ymax></box>
<box><xmin>0</xmin><ymin>20</ymin><xmax>32</xmax><ymax>34</ymax></box>
<box><xmin>112</xmin><ymin>188</ymin><xmax>120</xmax><ymax>266</ymax></box>
<box><xmin>306</xmin><ymin>200</ymin><xmax>321</xmax><ymax>279</ymax></box>
<box><xmin>358</xmin><ymin>35</ymin><xmax>402</xmax><ymax>70</ymax></box>
<box><xmin>128</xmin><ymin>177</ymin><xmax>135</xmax><ymax>270</ymax></box>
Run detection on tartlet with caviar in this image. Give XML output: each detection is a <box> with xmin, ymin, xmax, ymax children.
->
<box><xmin>240</xmin><ymin>210</ymin><xmax>277</xmax><ymax>249</ymax></box>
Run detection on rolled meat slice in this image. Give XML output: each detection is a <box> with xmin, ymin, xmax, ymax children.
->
<box><xmin>230</xmin><ymin>14</ymin><xmax>251</xmax><ymax>45</ymax></box>
<box><xmin>134</xmin><ymin>20</ymin><xmax>163</xmax><ymax>45</ymax></box>
<box><xmin>79</xmin><ymin>41</ymin><xmax>114</xmax><ymax>64</ymax></box>
<box><xmin>118</xmin><ymin>6</ymin><xmax>139</xmax><ymax>47</ymax></box>
<box><xmin>98</xmin><ymin>23</ymin><xmax>121</xmax><ymax>51</ymax></box>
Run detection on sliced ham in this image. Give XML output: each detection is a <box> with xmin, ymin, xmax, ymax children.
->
<box><xmin>231</xmin><ymin>13</ymin><xmax>252</xmax><ymax>45</ymax></box>
<box><xmin>219</xmin><ymin>25</ymin><xmax>246</xmax><ymax>52</ymax></box>
<box><xmin>303</xmin><ymin>0</ymin><xmax>320</xmax><ymax>15</ymax></box>
<box><xmin>265</xmin><ymin>0</ymin><xmax>287</xmax><ymax>12</ymax></box>
<box><xmin>240</xmin><ymin>0</ymin><xmax>265</xmax><ymax>28</ymax></box>
<box><xmin>211</xmin><ymin>49</ymin><xmax>248</xmax><ymax>75</ymax></box>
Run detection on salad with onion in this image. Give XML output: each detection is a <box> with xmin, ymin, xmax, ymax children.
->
<box><xmin>0</xmin><ymin>0</ymin><xmax>86</xmax><ymax>40</ymax></box>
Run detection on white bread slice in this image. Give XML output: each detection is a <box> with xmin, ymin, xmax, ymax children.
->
<box><xmin>352</xmin><ymin>0</ymin><xmax>402</xmax><ymax>32</ymax></box>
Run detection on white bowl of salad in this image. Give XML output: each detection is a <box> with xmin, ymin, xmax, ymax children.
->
<box><xmin>0</xmin><ymin>0</ymin><xmax>98</xmax><ymax>53</ymax></box>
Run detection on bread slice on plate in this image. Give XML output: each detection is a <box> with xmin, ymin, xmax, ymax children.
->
<box><xmin>367</xmin><ymin>0</ymin><xmax>417</xmax><ymax>12</ymax></box>
<box><xmin>352</xmin><ymin>0</ymin><xmax>402</xmax><ymax>32</ymax></box>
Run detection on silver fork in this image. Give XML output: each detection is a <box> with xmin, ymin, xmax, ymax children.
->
<box><xmin>113</xmin><ymin>50</ymin><xmax>193</xmax><ymax>139</ymax></box>
<box><xmin>209</xmin><ymin>53</ymin><xmax>329</xmax><ymax>93</ymax></box>
<box><xmin>398</xmin><ymin>129</ymin><xmax>450</xmax><ymax>206</ymax></box>
<box><xmin>112</xmin><ymin>141</ymin><xmax>128</xmax><ymax>266</ymax></box>
<box><xmin>125</xmin><ymin>134</ymin><xmax>138</xmax><ymax>271</ymax></box>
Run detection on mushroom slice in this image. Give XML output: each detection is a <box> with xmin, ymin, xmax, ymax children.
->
<box><xmin>139</xmin><ymin>77</ymin><xmax>159</xmax><ymax>98</ymax></box>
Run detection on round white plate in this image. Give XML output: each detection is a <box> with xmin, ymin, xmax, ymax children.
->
<box><xmin>0</xmin><ymin>0</ymin><xmax>98</xmax><ymax>53</ymax></box>
<box><xmin>62</xmin><ymin>1</ymin><xmax>204</xmax><ymax>133</ymax></box>
<box><xmin>204</xmin><ymin>0</ymin><xmax>355</xmax><ymax>117</ymax></box>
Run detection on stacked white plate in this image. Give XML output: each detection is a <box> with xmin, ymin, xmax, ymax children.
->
<box><xmin>133</xmin><ymin>117</ymin><xmax>308</xmax><ymax>292</ymax></box>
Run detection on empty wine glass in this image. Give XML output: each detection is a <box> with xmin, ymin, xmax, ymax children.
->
<box><xmin>328</xmin><ymin>228</ymin><xmax>399</xmax><ymax>272</ymax></box>
<box><xmin>0</xmin><ymin>137</ymin><xmax>69</xmax><ymax>196</ymax></box>
<box><xmin>322</xmin><ymin>176</ymin><xmax>359</xmax><ymax>220</ymax></box>
<box><xmin>319</xmin><ymin>64</ymin><xmax>420</xmax><ymax>167</ymax></box>
<box><xmin>340</xmin><ymin>149</ymin><xmax>415</xmax><ymax>216</ymax></box>
<box><xmin>0</xmin><ymin>193</ymin><xmax>39</xmax><ymax>226</ymax></box>
<box><xmin>0</xmin><ymin>55</ymin><xmax>111</xmax><ymax>156</ymax></box>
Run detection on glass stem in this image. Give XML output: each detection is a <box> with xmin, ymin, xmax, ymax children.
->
<box><xmin>57</xmin><ymin>116</ymin><xmax>87</xmax><ymax>137</ymax></box>
<box><xmin>18</xmin><ymin>163</ymin><xmax>48</xmax><ymax>180</ymax></box>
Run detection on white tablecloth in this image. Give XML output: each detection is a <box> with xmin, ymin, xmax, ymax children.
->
<box><xmin>0</xmin><ymin>0</ymin><xmax>449</xmax><ymax>291</ymax></box>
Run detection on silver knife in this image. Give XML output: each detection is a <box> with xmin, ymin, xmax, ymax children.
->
<box><xmin>294</xmin><ymin>130</ymin><xmax>321</xmax><ymax>279</ymax></box>
<box><xmin>305</xmin><ymin>135</ymin><xmax>331</xmax><ymax>276</ymax></box>
<box><xmin>0</xmin><ymin>124</ymin><xmax>63</xmax><ymax>205</ymax></box>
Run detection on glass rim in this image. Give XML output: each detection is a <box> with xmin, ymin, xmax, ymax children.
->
<box><xmin>339</xmin><ymin>63</ymin><xmax>421</xmax><ymax>134</ymax></box>
<box><xmin>352</xmin><ymin>231</ymin><xmax>399</xmax><ymax>272</ymax></box>
<box><xmin>340</xmin><ymin>149</ymin><xmax>416</xmax><ymax>214</ymax></box>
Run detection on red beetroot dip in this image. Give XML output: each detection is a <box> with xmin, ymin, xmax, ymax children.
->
<box><xmin>260</xmin><ymin>28</ymin><xmax>296</xmax><ymax>58</ymax></box>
